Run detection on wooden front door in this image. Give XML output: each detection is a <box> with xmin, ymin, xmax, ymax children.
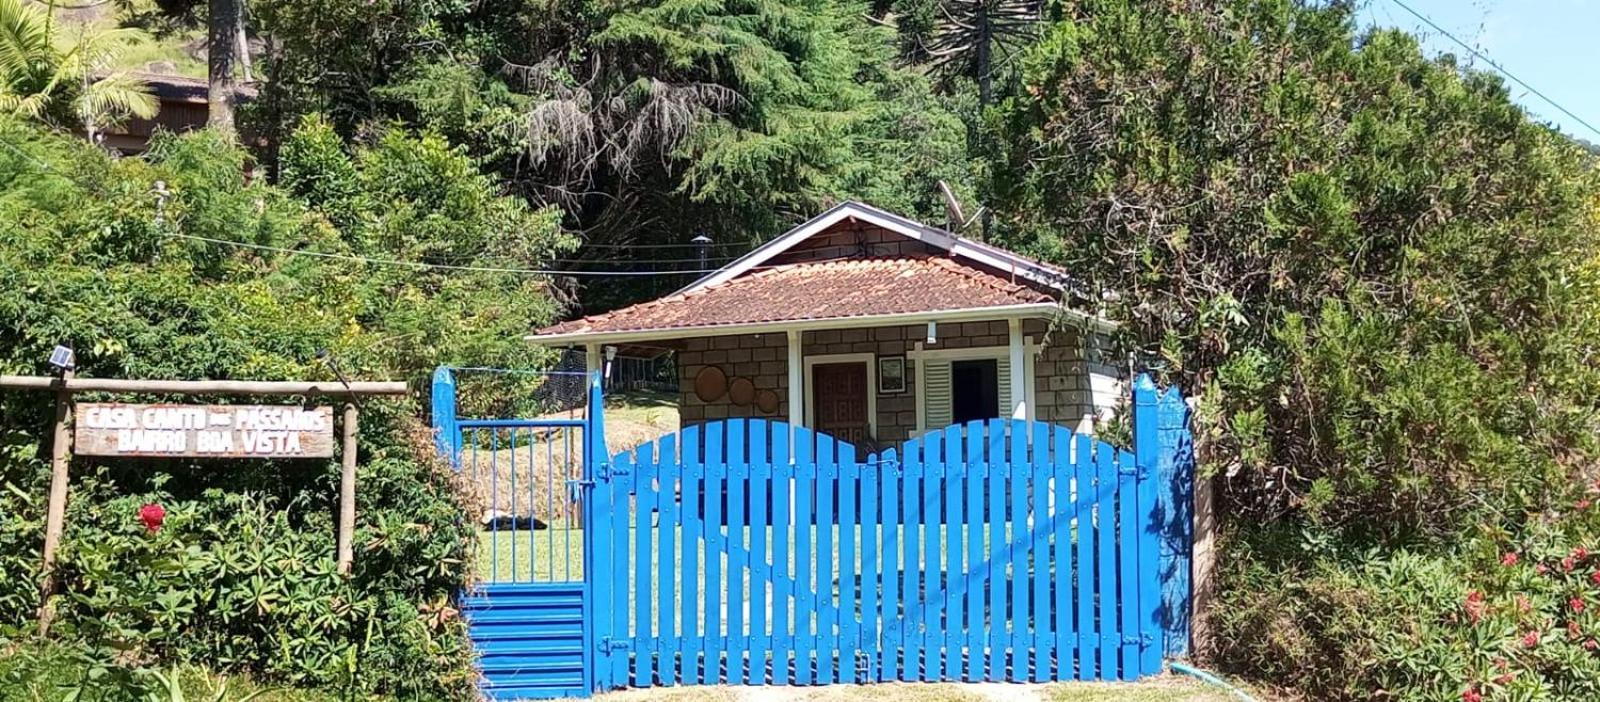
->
<box><xmin>811</xmin><ymin>362</ymin><xmax>870</xmax><ymax>446</ymax></box>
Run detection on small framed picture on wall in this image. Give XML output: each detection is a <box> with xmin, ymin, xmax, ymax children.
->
<box><xmin>878</xmin><ymin>356</ymin><xmax>907</xmax><ymax>394</ymax></box>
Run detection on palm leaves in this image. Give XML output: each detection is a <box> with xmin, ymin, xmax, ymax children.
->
<box><xmin>0</xmin><ymin>0</ymin><xmax>157</xmax><ymax>132</ymax></box>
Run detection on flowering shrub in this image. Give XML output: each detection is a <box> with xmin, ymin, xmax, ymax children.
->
<box><xmin>1215</xmin><ymin>486</ymin><xmax>1600</xmax><ymax>701</ymax></box>
<box><xmin>0</xmin><ymin>413</ymin><xmax>478</xmax><ymax>700</ymax></box>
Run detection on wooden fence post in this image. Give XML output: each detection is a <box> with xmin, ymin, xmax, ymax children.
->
<box><xmin>337</xmin><ymin>403</ymin><xmax>358</xmax><ymax>575</ymax></box>
<box><xmin>37</xmin><ymin>369</ymin><xmax>74</xmax><ymax>636</ymax></box>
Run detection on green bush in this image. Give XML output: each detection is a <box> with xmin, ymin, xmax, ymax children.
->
<box><xmin>0</xmin><ymin>118</ymin><xmax>571</xmax><ymax>698</ymax></box>
<box><xmin>1216</xmin><ymin>487</ymin><xmax>1600</xmax><ymax>701</ymax></box>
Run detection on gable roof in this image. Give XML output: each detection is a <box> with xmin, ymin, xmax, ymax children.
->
<box><xmin>539</xmin><ymin>256</ymin><xmax>1056</xmax><ymax>338</ymax></box>
<box><xmin>677</xmin><ymin>201</ymin><xmax>1088</xmax><ymax>299</ymax></box>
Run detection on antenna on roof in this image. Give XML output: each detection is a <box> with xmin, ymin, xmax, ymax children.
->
<box><xmin>938</xmin><ymin>181</ymin><xmax>985</xmax><ymax>235</ymax></box>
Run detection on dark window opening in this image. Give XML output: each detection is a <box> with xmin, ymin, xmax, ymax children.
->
<box><xmin>951</xmin><ymin>359</ymin><xmax>999</xmax><ymax>425</ymax></box>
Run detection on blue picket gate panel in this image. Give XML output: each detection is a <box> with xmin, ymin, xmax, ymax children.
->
<box><xmin>586</xmin><ymin>374</ymin><xmax>1195</xmax><ymax>692</ymax></box>
<box><xmin>435</xmin><ymin>367</ymin><xmax>1194</xmax><ymax>699</ymax></box>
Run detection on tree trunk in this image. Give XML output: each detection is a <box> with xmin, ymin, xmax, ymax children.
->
<box><xmin>208</xmin><ymin>0</ymin><xmax>241</xmax><ymax>140</ymax></box>
<box><xmin>975</xmin><ymin>3</ymin><xmax>993</xmax><ymax>240</ymax></box>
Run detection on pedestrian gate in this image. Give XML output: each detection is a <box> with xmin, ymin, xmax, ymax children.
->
<box><xmin>433</xmin><ymin>368</ymin><xmax>1194</xmax><ymax>699</ymax></box>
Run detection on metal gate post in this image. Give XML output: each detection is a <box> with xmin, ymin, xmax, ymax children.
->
<box><xmin>430</xmin><ymin>366</ymin><xmax>459</xmax><ymax>468</ymax></box>
<box><xmin>581</xmin><ymin>370</ymin><xmax>608</xmax><ymax>693</ymax></box>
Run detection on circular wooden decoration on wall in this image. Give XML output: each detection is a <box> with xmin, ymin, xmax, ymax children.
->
<box><xmin>756</xmin><ymin>389</ymin><xmax>780</xmax><ymax>415</ymax></box>
<box><xmin>693</xmin><ymin>366</ymin><xmax>727</xmax><ymax>403</ymax></box>
<box><xmin>728</xmin><ymin>377</ymin><xmax>756</xmax><ymax>406</ymax></box>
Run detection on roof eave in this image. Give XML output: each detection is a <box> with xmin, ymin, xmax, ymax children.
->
<box><xmin>525</xmin><ymin>302</ymin><xmax>1116</xmax><ymax>347</ymax></box>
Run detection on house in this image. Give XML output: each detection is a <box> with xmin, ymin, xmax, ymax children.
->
<box><xmin>90</xmin><ymin>72</ymin><xmax>258</xmax><ymax>154</ymax></box>
<box><xmin>525</xmin><ymin>202</ymin><xmax>1123</xmax><ymax>452</ymax></box>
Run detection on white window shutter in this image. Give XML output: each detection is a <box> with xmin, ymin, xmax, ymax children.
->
<box><xmin>997</xmin><ymin>357</ymin><xmax>1012</xmax><ymax>418</ymax></box>
<box><xmin>924</xmin><ymin>359</ymin><xmax>952</xmax><ymax>430</ymax></box>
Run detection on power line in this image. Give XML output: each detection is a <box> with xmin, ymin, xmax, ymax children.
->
<box><xmin>164</xmin><ymin>232</ymin><xmax>724</xmax><ymax>277</ymax></box>
<box><xmin>1386</xmin><ymin>0</ymin><xmax>1600</xmax><ymax>140</ymax></box>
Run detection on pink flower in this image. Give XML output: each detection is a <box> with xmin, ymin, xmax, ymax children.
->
<box><xmin>1502</xmin><ymin>552</ymin><xmax>1521</xmax><ymax>566</ymax></box>
<box><xmin>1577</xmin><ymin>499</ymin><xmax>1592</xmax><ymax>510</ymax></box>
<box><xmin>1575</xmin><ymin>547</ymin><xmax>1590</xmax><ymax>560</ymax></box>
<box><xmin>1537</xmin><ymin>563</ymin><xmax>1550</xmax><ymax>575</ymax></box>
<box><xmin>1586</xmin><ymin>639</ymin><xmax>1598</xmax><ymax>651</ymax></box>
<box><xmin>1563</xmin><ymin>557</ymin><xmax>1577</xmax><ymax>573</ymax></box>
<box><xmin>1573</xmin><ymin>597</ymin><xmax>1587</xmax><ymax>614</ymax></box>
<box><xmin>1591</xmin><ymin>570</ymin><xmax>1600</xmax><ymax>586</ymax></box>
<box><xmin>1494</xmin><ymin>671</ymin><xmax>1515</xmax><ymax>685</ymax></box>
<box><xmin>1466</xmin><ymin>591</ymin><xmax>1487</xmax><ymax>623</ymax></box>
<box><xmin>1524</xmin><ymin>630</ymin><xmax>1542</xmax><ymax>648</ymax></box>
<box><xmin>1517</xmin><ymin>595</ymin><xmax>1532</xmax><ymax>613</ymax></box>
<box><xmin>1462</xmin><ymin>688</ymin><xmax>1482</xmax><ymax>702</ymax></box>
<box><xmin>139</xmin><ymin>503</ymin><xmax>165</xmax><ymax>533</ymax></box>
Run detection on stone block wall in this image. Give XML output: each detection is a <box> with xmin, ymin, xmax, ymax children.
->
<box><xmin>673</xmin><ymin>319</ymin><xmax>1112</xmax><ymax>445</ymax></box>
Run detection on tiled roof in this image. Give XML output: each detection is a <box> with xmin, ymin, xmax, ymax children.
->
<box><xmin>536</xmin><ymin>256</ymin><xmax>1057</xmax><ymax>337</ymax></box>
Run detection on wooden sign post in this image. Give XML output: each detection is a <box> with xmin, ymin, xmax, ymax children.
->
<box><xmin>0</xmin><ymin>375</ymin><xmax>408</xmax><ymax>636</ymax></box>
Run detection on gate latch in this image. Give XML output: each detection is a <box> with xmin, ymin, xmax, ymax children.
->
<box><xmin>565</xmin><ymin>479</ymin><xmax>594</xmax><ymax>503</ymax></box>
<box><xmin>598</xmin><ymin>636</ymin><xmax>631</xmax><ymax>654</ymax></box>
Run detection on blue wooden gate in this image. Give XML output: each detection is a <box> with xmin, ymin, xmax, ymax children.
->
<box><xmin>436</xmin><ymin>370</ymin><xmax>1192</xmax><ymax>698</ymax></box>
<box><xmin>588</xmin><ymin>375</ymin><xmax>1193</xmax><ymax>690</ymax></box>
<box><xmin>433</xmin><ymin>367</ymin><xmax>609</xmax><ymax>700</ymax></box>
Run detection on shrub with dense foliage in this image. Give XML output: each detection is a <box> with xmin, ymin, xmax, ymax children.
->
<box><xmin>992</xmin><ymin>0</ymin><xmax>1600</xmax><ymax>698</ymax></box>
<box><xmin>0</xmin><ymin>118</ymin><xmax>568</xmax><ymax>698</ymax></box>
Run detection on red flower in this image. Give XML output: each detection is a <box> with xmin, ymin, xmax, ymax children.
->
<box><xmin>1462</xmin><ymin>688</ymin><xmax>1482</xmax><ymax>702</ymax></box>
<box><xmin>1524</xmin><ymin>630</ymin><xmax>1542</xmax><ymax>648</ymax></box>
<box><xmin>1563</xmin><ymin>557</ymin><xmax>1577</xmax><ymax>573</ymax></box>
<box><xmin>1575</xmin><ymin>547</ymin><xmax>1590</xmax><ymax>560</ymax></box>
<box><xmin>139</xmin><ymin>503</ymin><xmax>166</xmax><ymax>533</ymax></box>
<box><xmin>1586</xmin><ymin>639</ymin><xmax>1598</xmax><ymax>651</ymax></box>
<box><xmin>1573</xmin><ymin>597</ymin><xmax>1588</xmax><ymax>614</ymax></box>
<box><xmin>1591</xmin><ymin>570</ymin><xmax>1600</xmax><ymax>586</ymax></box>
<box><xmin>1502</xmin><ymin>552</ymin><xmax>1521</xmax><ymax>566</ymax></box>
<box><xmin>1493</xmin><ymin>672</ymin><xmax>1516</xmax><ymax>685</ymax></box>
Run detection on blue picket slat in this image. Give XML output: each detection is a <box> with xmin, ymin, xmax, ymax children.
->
<box><xmin>1075</xmin><ymin>433</ymin><xmax>1095</xmax><ymax>681</ymax></box>
<box><xmin>986</xmin><ymin>420</ymin><xmax>1006</xmax><ymax>680</ymax></box>
<box><xmin>1117</xmin><ymin>448</ymin><xmax>1140</xmax><ymax>681</ymax></box>
<box><xmin>1095</xmin><ymin>441</ymin><xmax>1117</xmax><ymax>679</ymax></box>
<box><xmin>634</xmin><ymin>442</ymin><xmax>656</xmax><ymax>687</ymax></box>
<box><xmin>964</xmin><ymin>420</ymin><xmax>985</xmax><ymax>682</ymax></box>
<box><xmin>1008</xmin><ymin>420</ymin><xmax>1028</xmax><ymax>682</ymax></box>
<box><xmin>772</xmin><ymin>428</ymin><xmax>793</xmax><ymax>685</ymax></box>
<box><xmin>941</xmin><ymin>424</ymin><xmax>962</xmax><ymax>679</ymax></box>
<box><xmin>860</xmin><ymin>454</ymin><xmax>881</xmax><ymax>684</ymax></box>
<box><xmin>924</xmin><ymin>431</ymin><xmax>944</xmax><ymax>682</ymax></box>
<box><xmin>750</xmin><ymin>423</ymin><xmax>771</xmax><ymax>682</ymax></box>
<box><xmin>657</xmin><ymin>434</ymin><xmax>680</xmax><ymax>685</ymax></box>
<box><xmin>1031</xmin><ymin>421</ymin><xmax>1051</xmax><ymax>682</ymax></box>
<box><xmin>727</xmin><ymin>419</ymin><xmax>748</xmax><ymax>684</ymax></box>
<box><xmin>795</xmin><ymin>433</ymin><xmax>817</xmax><ymax>685</ymax></box>
<box><xmin>838</xmin><ymin>447</ymin><xmax>859</xmax><ymax>683</ymax></box>
<box><xmin>901</xmin><ymin>435</ymin><xmax>922</xmax><ymax>682</ymax></box>
<box><xmin>879</xmin><ymin>447</ymin><xmax>900</xmax><ymax>682</ymax></box>
<box><xmin>703</xmin><ymin>422</ymin><xmax>725</xmax><ymax>683</ymax></box>
<box><xmin>816</xmin><ymin>437</ymin><xmax>838</xmax><ymax>684</ymax></box>
<box><xmin>1051</xmin><ymin>427</ymin><xmax>1074</xmax><ymax>681</ymax></box>
<box><xmin>681</xmin><ymin>428</ymin><xmax>703</xmax><ymax>685</ymax></box>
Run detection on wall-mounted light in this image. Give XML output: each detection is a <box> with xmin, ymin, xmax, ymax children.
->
<box><xmin>604</xmin><ymin>346</ymin><xmax>618</xmax><ymax>380</ymax></box>
<box><xmin>926</xmin><ymin>321</ymin><xmax>937</xmax><ymax>344</ymax></box>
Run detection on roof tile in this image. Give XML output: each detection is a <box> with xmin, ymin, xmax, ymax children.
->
<box><xmin>536</xmin><ymin>256</ymin><xmax>1056</xmax><ymax>337</ymax></box>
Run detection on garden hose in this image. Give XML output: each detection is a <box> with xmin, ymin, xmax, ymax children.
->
<box><xmin>1169</xmin><ymin>661</ymin><xmax>1260</xmax><ymax>702</ymax></box>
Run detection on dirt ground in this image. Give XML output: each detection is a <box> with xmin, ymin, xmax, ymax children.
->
<box><xmin>573</xmin><ymin>676</ymin><xmax>1251</xmax><ymax>702</ymax></box>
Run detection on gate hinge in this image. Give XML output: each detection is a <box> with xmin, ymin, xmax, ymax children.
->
<box><xmin>598</xmin><ymin>636</ymin><xmax>631</xmax><ymax>653</ymax></box>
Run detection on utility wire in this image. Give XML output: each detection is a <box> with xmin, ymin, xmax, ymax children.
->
<box><xmin>1387</xmin><ymin>0</ymin><xmax>1600</xmax><ymax>140</ymax></box>
<box><xmin>163</xmin><ymin>232</ymin><xmax>726</xmax><ymax>276</ymax></box>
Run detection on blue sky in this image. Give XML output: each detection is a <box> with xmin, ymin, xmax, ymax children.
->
<box><xmin>1357</xmin><ymin>0</ymin><xmax>1600</xmax><ymax>142</ymax></box>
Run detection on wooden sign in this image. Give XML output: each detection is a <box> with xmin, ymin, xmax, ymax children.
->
<box><xmin>75</xmin><ymin>403</ymin><xmax>335</xmax><ymax>458</ymax></box>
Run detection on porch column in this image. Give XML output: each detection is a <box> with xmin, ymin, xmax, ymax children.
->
<box><xmin>787</xmin><ymin>330</ymin><xmax>804</xmax><ymax>442</ymax></box>
<box><xmin>585</xmin><ymin>343</ymin><xmax>600</xmax><ymax>380</ymax></box>
<box><xmin>1008</xmin><ymin>318</ymin><xmax>1027</xmax><ymax>420</ymax></box>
